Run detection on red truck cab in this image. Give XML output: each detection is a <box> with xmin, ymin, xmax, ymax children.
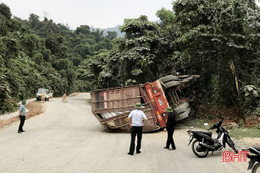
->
<box><xmin>144</xmin><ymin>81</ymin><xmax>169</xmax><ymax>128</ymax></box>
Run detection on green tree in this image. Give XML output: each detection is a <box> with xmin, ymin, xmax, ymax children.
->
<box><xmin>45</xmin><ymin>33</ymin><xmax>67</xmax><ymax>58</ymax></box>
<box><xmin>172</xmin><ymin>0</ymin><xmax>260</xmax><ymax>106</ymax></box>
<box><xmin>28</xmin><ymin>14</ymin><xmax>40</xmax><ymax>28</ymax></box>
<box><xmin>156</xmin><ymin>8</ymin><xmax>175</xmax><ymax>28</ymax></box>
<box><xmin>106</xmin><ymin>31</ymin><xmax>117</xmax><ymax>40</ymax></box>
<box><xmin>0</xmin><ymin>3</ymin><xmax>11</xmax><ymax>19</ymax></box>
<box><xmin>75</xmin><ymin>25</ymin><xmax>91</xmax><ymax>35</ymax></box>
<box><xmin>21</xmin><ymin>34</ymin><xmax>41</xmax><ymax>57</ymax></box>
<box><xmin>0</xmin><ymin>15</ymin><xmax>8</xmax><ymax>36</ymax></box>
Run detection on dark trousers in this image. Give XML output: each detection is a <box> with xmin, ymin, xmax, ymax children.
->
<box><xmin>129</xmin><ymin>126</ymin><xmax>142</xmax><ymax>154</ymax></box>
<box><xmin>18</xmin><ymin>115</ymin><xmax>25</xmax><ymax>132</ymax></box>
<box><xmin>166</xmin><ymin>128</ymin><xmax>176</xmax><ymax>149</ymax></box>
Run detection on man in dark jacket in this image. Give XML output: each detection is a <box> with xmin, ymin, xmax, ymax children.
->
<box><xmin>164</xmin><ymin>106</ymin><xmax>177</xmax><ymax>150</ymax></box>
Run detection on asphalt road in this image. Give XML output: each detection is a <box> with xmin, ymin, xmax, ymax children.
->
<box><xmin>0</xmin><ymin>93</ymin><xmax>249</xmax><ymax>173</ymax></box>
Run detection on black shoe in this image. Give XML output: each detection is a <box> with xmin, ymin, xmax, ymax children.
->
<box><xmin>136</xmin><ymin>151</ymin><xmax>141</xmax><ymax>154</ymax></box>
<box><xmin>18</xmin><ymin>131</ymin><xmax>22</xmax><ymax>133</ymax></box>
<box><xmin>127</xmin><ymin>152</ymin><xmax>133</xmax><ymax>155</ymax></box>
<box><xmin>21</xmin><ymin>130</ymin><xmax>25</xmax><ymax>132</ymax></box>
<box><xmin>171</xmin><ymin>148</ymin><xmax>176</xmax><ymax>150</ymax></box>
<box><xmin>163</xmin><ymin>147</ymin><xmax>169</xmax><ymax>149</ymax></box>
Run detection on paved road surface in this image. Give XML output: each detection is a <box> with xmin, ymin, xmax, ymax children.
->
<box><xmin>0</xmin><ymin>93</ymin><xmax>248</xmax><ymax>173</ymax></box>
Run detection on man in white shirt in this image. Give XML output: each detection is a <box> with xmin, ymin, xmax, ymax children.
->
<box><xmin>127</xmin><ymin>102</ymin><xmax>148</xmax><ymax>155</ymax></box>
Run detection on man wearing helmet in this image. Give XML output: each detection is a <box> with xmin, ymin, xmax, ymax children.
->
<box><xmin>164</xmin><ymin>106</ymin><xmax>177</xmax><ymax>150</ymax></box>
<box><xmin>127</xmin><ymin>102</ymin><xmax>148</xmax><ymax>155</ymax></box>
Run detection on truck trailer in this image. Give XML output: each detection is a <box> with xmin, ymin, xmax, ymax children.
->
<box><xmin>90</xmin><ymin>75</ymin><xmax>200</xmax><ymax>132</ymax></box>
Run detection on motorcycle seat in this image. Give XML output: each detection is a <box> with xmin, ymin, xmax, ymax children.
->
<box><xmin>249</xmin><ymin>147</ymin><xmax>260</xmax><ymax>154</ymax></box>
<box><xmin>194</xmin><ymin>131</ymin><xmax>212</xmax><ymax>136</ymax></box>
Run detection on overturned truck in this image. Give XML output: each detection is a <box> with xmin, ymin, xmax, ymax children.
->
<box><xmin>91</xmin><ymin>75</ymin><xmax>200</xmax><ymax>132</ymax></box>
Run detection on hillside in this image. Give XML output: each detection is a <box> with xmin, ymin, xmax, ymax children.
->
<box><xmin>90</xmin><ymin>25</ymin><xmax>125</xmax><ymax>38</ymax></box>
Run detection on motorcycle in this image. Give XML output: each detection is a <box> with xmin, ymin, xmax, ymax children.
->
<box><xmin>187</xmin><ymin>119</ymin><xmax>238</xmax><ymax>158</ymax></box>
<box><xmin>247</xmin><ymin>147</ymin><xmax>260</xmax><ymax>173</ymax></box>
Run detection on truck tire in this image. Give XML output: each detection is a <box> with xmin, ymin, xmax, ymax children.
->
<box><xmin>176</xmin><ymin>111</ymin><xmax>189</xmax><ymax>121</ymax></box>
<box><xmin>160</xmin><ymin>75</ymin><xmax>179</xmax><ymax>83</ymax></box>
<box><xmin>175</xmin><ymin>102</ymin><xmax>189</xmax><ymax>114</ymax></box>
<box><xmin>178</xmin><ymin>75</ymin><xmax>190</xmax><ymax>79</ymax></box>
<box><xmin>164</xmin><ymin>81</ymin><xmax>180</xmax><ymax>89</ymax></box>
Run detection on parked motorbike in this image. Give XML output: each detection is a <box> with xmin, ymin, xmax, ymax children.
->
<box><xmin>187</xmin><ymin>119</ymin><xmax>238</xmax><ymax>158</ymax></box>
<box><xmin>247</xmin><ymin>147</ymin><xmax>260</xmax><ymax>173</ymax></box>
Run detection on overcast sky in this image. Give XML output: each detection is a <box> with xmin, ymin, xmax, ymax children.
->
<box><xmin>1</xmin><ymin>0</ymin><xmax>174</xmax><ymax>29</ymax></box>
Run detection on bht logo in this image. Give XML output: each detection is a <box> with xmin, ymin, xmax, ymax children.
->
<box><xmin>222</xmin><ymin>150</ymin><xmax>250</xmax><ymax>162</ymax></box>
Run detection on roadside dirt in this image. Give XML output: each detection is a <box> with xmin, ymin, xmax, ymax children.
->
<box><xmin>241</xmin><ymin>137</ymin><xmax>260</xmax><ymax>147</ymax></box>
<box><xmin>0</xmin><ymin>101</ymin><xmax>45</xmax><ymax>129</ymax></box>
<box><xmin>195</xmin><ymin>104</ymin><xmax>260</xmax><ymax>128</ymax></box>
<box><xmin>0</xmin><ymin>93</ymin><xmax>259</xmax><ymax>173</ymax></box>
<box><xmin>26</xmin><ymin>102</ymin><xmax>45</xmax><ymax>118</ymax></box>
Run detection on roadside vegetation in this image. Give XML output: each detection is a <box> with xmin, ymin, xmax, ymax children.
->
<box><xmin>0</xmin><ymin>0</ymin><xmax>259</xmax><ymax>130</ymax></box>
<box><xmin>0</xmin><ymin>3</ymin><xmax>116</xmax><ymax>113</ymax></box>
<box><xmin>183</xmin><ymin>117</ymin><xmax>260</xmax><ymax>138</ymax></box>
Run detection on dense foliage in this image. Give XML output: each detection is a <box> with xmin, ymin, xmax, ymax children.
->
<box><xmin>79</xmin><ymin>0</ymin><xmax>260</xmax><ymax>116</ymax></box>
<box><xmin>173</xmin><ymin>0</ymin><xmax>260</xmax><ymax>116</ymax></box>
<box><xmin>1</xmin><ymin>0</ymin><xmax>259</xmax><ymax>116</ymax></box>
<box><xmin>0</xmin><ymin>3</ymin><xmax>116</xmax><ymax>113</ymax></box>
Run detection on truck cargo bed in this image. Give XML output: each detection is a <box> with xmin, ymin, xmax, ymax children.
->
<box><xmin>91</xmin><ymin>85</ymin><xmax>159</xmax><ymax>132</ymax></box>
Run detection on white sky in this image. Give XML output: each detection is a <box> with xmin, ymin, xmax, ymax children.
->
<box><xmin>1</xmin><ymin>0</ymin><xmax>174</xmax><ymax>29</ymax></box>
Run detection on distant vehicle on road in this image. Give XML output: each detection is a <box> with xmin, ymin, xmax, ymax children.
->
<box><xmin>36</xmin><ymin>88</ymin><xmax>53</xmax><ymax>101</ymax></box>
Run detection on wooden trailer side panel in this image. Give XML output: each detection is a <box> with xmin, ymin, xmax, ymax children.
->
<box><xmin>91</xmin><ymin>85</ymin><xmax>159</xmax><ymax>132</ymax></box>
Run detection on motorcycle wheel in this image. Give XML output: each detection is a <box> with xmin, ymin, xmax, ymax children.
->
<box><xmin>252</xmin><ymin>163</ymin><xmax>260</xmax><ymax>173</ymax></box>
<box><xmin>192</xmin><ymin>139</ymin><xmax>209</xmax><ymax>158</ymax></box>
<box><xmin>226</xmin><ymin>136</ymin><xmax>238</xmax><ymax>154</ymax></box>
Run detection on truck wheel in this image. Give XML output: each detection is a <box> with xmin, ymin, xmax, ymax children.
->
<box><xmin>164</xmin><ymin>81</ymin><xmax>180</xmax><ymax>89</ymax></box>
<box><xmin>175</xmin><ymin>102</ymin><xmax>189</xmax><ymax>114</ymax></box>
<box><xmin>176</xmin><ymin>111</ymin><xmax>190</xmax><ymax>121</ymax></box>
<box><xmin>160</xmin><ymin>75</ymin><xmax>179</xmax><ymax>83</ymax></box>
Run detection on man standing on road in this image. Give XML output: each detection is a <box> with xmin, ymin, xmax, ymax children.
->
<box><xmin>127</xmin><ymin>102</ymin><xmax>148</xmax><ymax>155</ymax></box>
<box><xmin>164</xmin><ymin>107</ymin><xmax>177</xmax><ymax>150</ymax></box>
<box><xmin>18</xmin><ymin>100</ymin><xmax>26</xmax><ymax>133</ymax></box>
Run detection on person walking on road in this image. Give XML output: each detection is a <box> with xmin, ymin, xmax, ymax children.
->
<box><xmin>127</xmin><ymin>102</ymin><xmax>148</xmax><ymax>155</ymax></box>
<box><xmin>41</xmin><ymin>92</ymin><xmax>45</xmax><ymax>103</ymax></box>
<box><xmin>164</xmin><ymin>107</ymin><xmax>177</xmax><ymax>150</ymax></box>
<box><xmin>18</xmin><ymin>100</ymin><xmax>26</xmax><ymax>133</ymax></box>
<box><xmin>62</xmin><ymin>92</ymin><xmax>67</xmax><ymax>102</ymax></box>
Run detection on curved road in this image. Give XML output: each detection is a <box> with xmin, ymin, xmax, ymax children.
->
<box><xmin>0</xmin><ymin>93</ymin><xmax>248</xmax><ymax>173</ymax></box>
